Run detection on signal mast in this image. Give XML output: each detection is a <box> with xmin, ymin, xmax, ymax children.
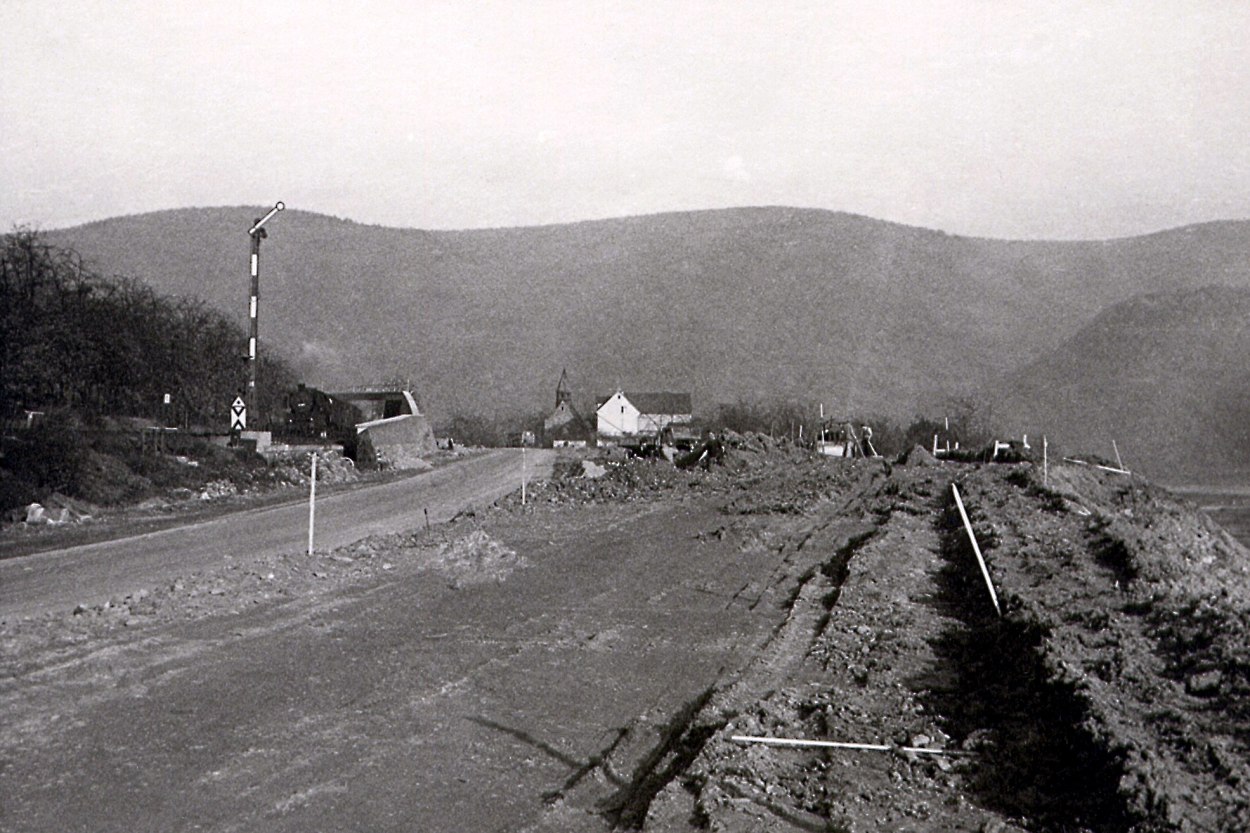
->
<box><xmin>245</xmin><ymin>201</ymin><xmax>284</xmax><ymax>421</ymax></box>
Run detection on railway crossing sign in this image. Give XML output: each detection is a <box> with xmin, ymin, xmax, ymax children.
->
<box><xmin>231</xmin><ymin>395</ymin><xmax>247</xmax><ymax>431</ymax></box>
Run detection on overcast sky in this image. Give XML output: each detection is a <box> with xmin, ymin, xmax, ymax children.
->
<box><xmin>3</xmin><ymin>1</ymin><xmax>1248</xmax><ymax>239</ymax></box>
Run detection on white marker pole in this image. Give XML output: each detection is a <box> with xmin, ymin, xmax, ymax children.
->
<box><xmin>730</xmin><ymin>735</ymin><xmax>974</xmax><ymax>757</ymax></box>
<box><xmin>308</xmin><ymin>453</ymin><xmax>318</xmax><ymax>555</ymax></box>
<box><xmin>951</xmin><ymin>483</ymin><xmax>1001</xmax><ymax>616</ymax></box>
<box><xmin>521</xmin><ymin>445</ymin><xmax>527</xmax><ymax>506</ymax></box>
<box><xmin>1043</xmin><ymin>436</ymin><xmax>1048</xmax><ymax>487</ymax></box>
<box><xmin>1112</xmin><ymin>439</ymin><xmax>1124</xmax><ymax>471</ymax></box>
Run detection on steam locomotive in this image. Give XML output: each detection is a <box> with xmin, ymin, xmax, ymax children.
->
<box><xmin>281</xmin><ymin>384</ymin><xmax>363</xmax><ymax>442</ymax></box>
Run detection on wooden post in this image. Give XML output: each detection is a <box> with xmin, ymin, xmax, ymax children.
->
<box><xmin>307</xmin><ymin>453</ymin><xmax>318</xmax><ymax>556</ymax></box>
<box><xmin>951</xmin><ymin>483</ymin><xmax>1001</xmax><ymax>616</ymax></box>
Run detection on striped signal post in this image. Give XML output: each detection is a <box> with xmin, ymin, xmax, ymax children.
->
<box><xmin>246</xmin><ymin>202</ymin><xmax>285</xmax><ymax>420</ymax></box>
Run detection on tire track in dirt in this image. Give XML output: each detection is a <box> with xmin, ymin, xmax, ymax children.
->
<box><xmin>1</xmin><ymin>491</ymin><xmax>816</xmax><ymax>833</ymax></box>
<box><xmin>525</xmin><ymin>472</ymin><xmax>952</xmax><ymax>831</ymax></box>
<box><xmin>597</xmin><ymin>459</ymin><xmax>1250</xmax><ymax>832</ymax></box>
<box><xmin>545</xmin><ymin>460</ymin><xmax>1151</xmax><ymax>832</ymax></box>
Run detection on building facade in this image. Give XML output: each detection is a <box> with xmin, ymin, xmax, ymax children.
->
<box><xmin>596</xmin><ymin>390</ymin><xmax>693</xmax><ymax>438</ymax></box>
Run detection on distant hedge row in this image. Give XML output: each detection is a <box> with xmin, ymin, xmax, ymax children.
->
<box><xmin>1</xmin><ymin>229</ymin><xmax>295</xmax><ymax>430</ymax></box>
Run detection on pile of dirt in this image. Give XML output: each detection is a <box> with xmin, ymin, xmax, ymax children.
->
<box><xmin>533</xmin><ymin>459</ymin><xmax>1250</xmax><ymax>831</ymax></box>
<box><xmin>517</xmin><ymin>441</ymin><xmax>872</xmax><ymax>516</ymax></box>
<box><xmin>938</xmin><ymin>464</ymin><xmax>1250</xmax><ymax>829</ymax></box>
<box><xmin>897</xmin><ymin>444</ymin><xmax>941</xmax><ymax>466</ymax></box>
<box><xmin>719</xmin><ymin>430</ymin><xmax>813</xmax><ymax>468</ymax></box>
<box><xmin>418</xmin><ymin>529</ymin><xmax>529</xmax><ymax>589</ymax></box>
<box><xmin>514</xmin><ymin>457</ymin><xmax>716</xmax><ymax>506</ymax></box>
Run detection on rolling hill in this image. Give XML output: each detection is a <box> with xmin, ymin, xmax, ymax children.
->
<box><xmin>44</xmin><ymin>207</ymin><xmax>1250</xmax><ymax>475</ymax></box>
<box><xmin>992</xmin><ymin>285</ymin><xmax>1250</xmax><ymax>482</ymax></box>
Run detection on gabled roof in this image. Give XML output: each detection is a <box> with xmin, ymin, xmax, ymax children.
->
<box><xmin>599</xmin><ymin>391</ymin><xmax>692</xmax><ymax>416</ymax></box>
<box><xmin>545</xmin><ymin>398</ymin><xmax>588</xmax><ymax>429</ymax></box>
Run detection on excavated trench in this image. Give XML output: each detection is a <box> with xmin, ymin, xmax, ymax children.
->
<box><xmin>927</xmin><ymin>491</ymin><xmax>1137</xmax><ymax>831</ymax></box>
<box><xmin>620</xmin><ymin>465</ymin><xmax>1164</xmax><ymax>831</ymax></box>
<box><xmin>529</xmin><ymin>460</ymin><xmax>1250</xmax><ymax>831</ymax></box>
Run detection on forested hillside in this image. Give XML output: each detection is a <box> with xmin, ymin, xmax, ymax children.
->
<box><xmin>1</xmin><ymin>230</ymin><xmax>293</xmax><ymax>427</ymax></box>
<box><xmin>45</xmin><ymin>207</ymin><xmax>1250</xmax><ymax>479</ymax></box>
<box><xmin>1</xmin><ymin>230</ymin><xmax>298</xmax><ymax>510</ymax></box>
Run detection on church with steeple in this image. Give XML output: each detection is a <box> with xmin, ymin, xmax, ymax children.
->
<box><xmin>541</xmin><ymin>369</ymin><xmax>594</xmax><ymax>447</ymax></box>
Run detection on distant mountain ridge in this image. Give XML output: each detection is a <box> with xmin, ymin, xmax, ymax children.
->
<box><xmin>45</xmin><ymin>206</ymin><xmax>1250</xmax><ymax>477</ymax></box>
<box><xmin>993</xmin><ymin>285</ymin><xmax>1250</xmax><ymax>481</ymax></box>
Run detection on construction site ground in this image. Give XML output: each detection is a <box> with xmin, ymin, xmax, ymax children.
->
<box><xmin>4</xmin><ymin>440</ymin><xmax>1250</xmax><ymax>832</ymax></box>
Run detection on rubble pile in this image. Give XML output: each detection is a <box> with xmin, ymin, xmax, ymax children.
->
<box><xmin>515</xmin><ymin>436</ymin><xmax>864</xmax><ymax>513</ymax></box>
<box><xmin>278</xmin><ymin>450</ymin><xmax>359</xmax><ymax>487</ymax></box>
<box><xmin>563</xmin><ymin>460</ymin><xmax>1250</xmax><ymax>831</ymax></box>
<box><xmin>941</xmin><ymin>464</ymin><xmax>1250</xmax><ymax>829</ymax></box>
<box><xmin>197</xmin><ymin>479</ymin><xmax>239</xmax><ymax>501</ymax></box>
<box><xmin>20</xmin><ymin>494</ymin><xmax>95</xmax><ymax>526</ymax></box>
<box><xmin>513</xmin><ymin>457</ymin><xmax>713</xmax><ymax>506</ymax></box>
<box><xmin>418</xmin><ymin>529</ymin><xmax>529</xmax><ymax>589</ymax></box>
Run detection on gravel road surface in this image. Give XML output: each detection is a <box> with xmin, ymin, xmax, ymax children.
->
<box><xmin>0</xmin><ymin>449</ymin><xmax>551</xmax><ymax>620</ymax></box>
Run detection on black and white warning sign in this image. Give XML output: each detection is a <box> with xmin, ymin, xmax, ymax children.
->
<box><xmin>231</xmin><ymin>396</ymin><xmax>247</xmax><ymax>431</ymax></box>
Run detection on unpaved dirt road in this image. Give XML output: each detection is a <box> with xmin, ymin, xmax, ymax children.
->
<box><xmin>2</xmin><ymin>494</ymin><xmax>817</xmax><ymax>832</ymax></box>
<box><xmin>0</xmin><ymin>449</ymin><xmax>551</xmax><ymax>620</ymax></box>
<box><xmin>6</xmin><ymin>446</ymin><xmax>1250</xmax><ymax>832</ymax></box>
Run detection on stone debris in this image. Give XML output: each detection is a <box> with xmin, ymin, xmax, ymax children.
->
<box><xmin>198</xmin><ymin>480</ymin><xmax>238</xmax><ymax>501</ymax></box>
<box><xmin>23</xmin><ymin>501</ymin><xmax>91</xmax><ymax>525</ymax></box>
<box><xmin>422</xmin><ymin>529</ymin><xmax>529</xmax><ymax>589</ymax></box>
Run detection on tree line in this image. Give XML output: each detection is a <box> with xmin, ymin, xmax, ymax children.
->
<box><xmin>1</xmin><ymin>228</ymin><xmax>295</xmax><ymax>430</ymax></box>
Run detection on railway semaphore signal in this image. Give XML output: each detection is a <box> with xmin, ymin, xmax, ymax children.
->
<box><xmin>245</xmin><ymin>201</ymin><xmax>284</xmax><ymax>422</ymax></box>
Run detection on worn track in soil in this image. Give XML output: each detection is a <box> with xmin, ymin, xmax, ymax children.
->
<box><xmin>6</xmin><ymin>452</ymin><xmax>1249</xmax><ymax>832</ymax></box>
<box><xmin>532</xmin><ymin>459</ymin><xmax>1250</xmax><ymax>832</ymax></box>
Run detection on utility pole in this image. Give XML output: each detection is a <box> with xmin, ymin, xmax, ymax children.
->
<box><xmin>246</xmin><ymin>202</ymin><xmax>284</xmax><ymax>421</ymax></box>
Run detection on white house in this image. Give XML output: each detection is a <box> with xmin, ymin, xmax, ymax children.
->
<box><xmin>596</xmin><ymin>390</ymin><xmax>693</xmax><ymax>438</ymax></box>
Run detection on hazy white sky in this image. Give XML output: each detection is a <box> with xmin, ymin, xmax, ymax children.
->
<box><xmin>3</xmin><ymin>0</ymin><xmax>1248</xmax><ymax>239</ymax></box>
